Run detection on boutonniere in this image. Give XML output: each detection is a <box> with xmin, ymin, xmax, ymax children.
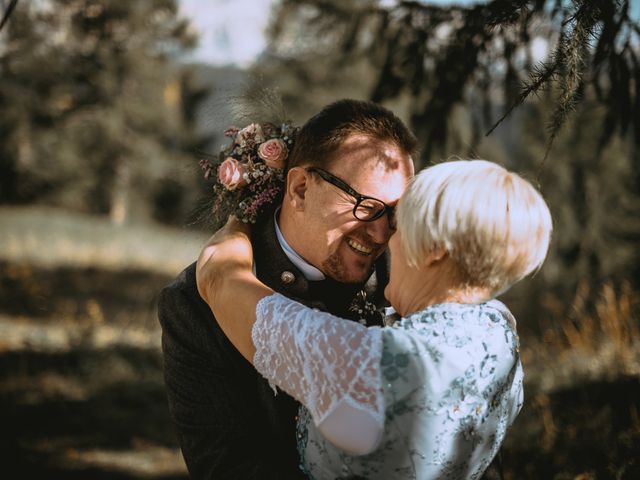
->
<box><xmin>349</xmin><ymin>290</ymin><xmax>384</xmax><ymax>327</ymax></box>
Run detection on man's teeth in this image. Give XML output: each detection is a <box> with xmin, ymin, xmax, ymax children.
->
<box><xmin>347</xmin><ymin>239</ymin><xmax>373</xmax><ymax>254</ymax></box>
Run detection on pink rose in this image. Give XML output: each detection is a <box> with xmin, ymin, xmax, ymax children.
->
<box><xmin>257</xmin><ymin>138</ymin><xmax>288</xmax><ymax>169</ymax></box>
<box><xmin>218</xmin><ymin>157</ymin><xmax>247</xmax><ymax>190</ymax></box>
<box><xmin>235</xmin><ymin>123</ymin><xmax>265</xmax><ymax>147</ymax></box>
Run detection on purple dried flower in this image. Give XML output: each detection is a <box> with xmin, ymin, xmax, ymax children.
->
<box><xmin>224</xmin><ymin>127</ymin><xmax>240</xmax><ymax>138</ymax></box>
<box><xmin>199</xmin><ymin>159</ymin><xmax>214</xmax><ymax>179</ymax></box>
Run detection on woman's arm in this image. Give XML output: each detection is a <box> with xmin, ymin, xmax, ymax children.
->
<box><xmin>196</xmin><ymin>218</ymin><xmax>273</xmax><ymax>362</ymax></box>
<box><xmin>196</xmin><ymin>219</ymin><xmax>385</xmax><ymax>454</ymax></box>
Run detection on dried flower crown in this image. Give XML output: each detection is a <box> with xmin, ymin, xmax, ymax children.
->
<box><xmin>200</xmin><ymin>122</ymin><xmax>299</xmax><ymax>225</ymax></box>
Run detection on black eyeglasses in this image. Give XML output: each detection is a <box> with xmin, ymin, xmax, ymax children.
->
<box><xmin>306</xmin><ymin>167</ymin><xmax>396</xmax><ymax>228</ymax></box>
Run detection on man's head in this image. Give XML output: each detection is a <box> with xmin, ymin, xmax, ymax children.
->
<box><xmin>279</xmin><ymin>99</ymin><xmax>416</xmax><ymax>284</ymax></box>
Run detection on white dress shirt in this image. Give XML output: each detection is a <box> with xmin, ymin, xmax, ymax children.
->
<box><xmin>273</xmin><ymin>208</ymin><xmax>325</xmax><ymax>281</ymax></box>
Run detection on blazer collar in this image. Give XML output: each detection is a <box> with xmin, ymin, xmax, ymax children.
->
<box><xmin>252</xmin><ymin>213</ymin><xmax>386</xmax><ymax>317</ymax></box>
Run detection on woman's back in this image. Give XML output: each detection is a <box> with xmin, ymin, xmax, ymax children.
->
<box><xmin>296</xmin><ymin>301</ymin><xmax>523</xmax><ymax>480</ymax></box>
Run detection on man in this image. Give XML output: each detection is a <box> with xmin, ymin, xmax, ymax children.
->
<box><xmin>158</xmin><ymin>99</ymin><xmax>415</xmax><ymax>478</ymax></box>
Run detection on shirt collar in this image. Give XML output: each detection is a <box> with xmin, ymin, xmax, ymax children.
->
<box><xmin>274</xmin><ymin>208</ymin><xmax>325</xmax><ymax>281</ymax></box>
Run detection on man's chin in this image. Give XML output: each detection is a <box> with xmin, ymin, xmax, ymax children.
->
<box><xmin>321</xmin><ymin>247</ymin><xmax>378</xmax><ymax>284</ymax></box>
<box><xmin>324</xmin><ymin>260</ymin><xmax>373</xmax><ymax>284</ymax></box>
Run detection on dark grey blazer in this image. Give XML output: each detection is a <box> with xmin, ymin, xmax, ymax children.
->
<box><xmin>158</xmin><ymin>214</ymin><xmax>388</xmax><ymax>479</ymax></box>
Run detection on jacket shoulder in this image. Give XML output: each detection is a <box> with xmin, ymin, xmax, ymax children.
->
<box><xmin>157</xmin><ymin>262</ymin><xmax>216</xmax><ymax>351</ymax></box>
<box><xmin>161</xmin><ymin>261</ymin><xmax>198</xmax><ymax>299</ymax></box>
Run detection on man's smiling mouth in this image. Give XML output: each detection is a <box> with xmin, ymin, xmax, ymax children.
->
<box><xmin>347</xmin><ymin>238</ymin><xmax>374</xmax><ymax>255</ymax></box>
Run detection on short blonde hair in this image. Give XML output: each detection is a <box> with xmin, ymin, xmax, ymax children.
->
<box><xmin>396</xmin><ymin>160</ymin><xmax>552</xmax><ymax>294</ymax></box>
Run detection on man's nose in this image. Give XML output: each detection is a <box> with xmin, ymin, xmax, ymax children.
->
<box><xmin>364</xmin><ymin>215</ymin><xmax>391</xmax><ymax>244</ymax></box>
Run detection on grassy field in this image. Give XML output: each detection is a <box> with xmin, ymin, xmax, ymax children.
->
<box><xmin>0</xmin><ymin>263</ymin><xmax>187</xmax><ymax>479</ymax></box>
<box><xmin>0</xmin><ymin>207</ymin><xmax>202</xmax><ymax>479</ymax></box>
<box><xmin>1</xmin><ymin>206</ymin><xmax>639</xmax><ymax>479</ymax></box>
<box><xmin>0</xmin><ymin>206</ymin><xmax>209</xmax><ymax>276</ymax></box>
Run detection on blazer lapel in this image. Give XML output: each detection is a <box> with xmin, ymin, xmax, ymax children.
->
<box><xmin>251</xmin><ymin>213</ymin><xmax>390</xmax><ymax>319</ymax></box>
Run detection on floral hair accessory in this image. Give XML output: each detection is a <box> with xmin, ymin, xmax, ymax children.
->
<box><xmin>200</xmin><ymin>122</ymin><xmax>299</xmax><ymax>225</ymax></box>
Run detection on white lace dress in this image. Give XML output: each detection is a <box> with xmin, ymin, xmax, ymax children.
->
<box><xmin>252</xmin><ymin>293</ymin><xmax>523</xmax><ymax>480</ymax></box>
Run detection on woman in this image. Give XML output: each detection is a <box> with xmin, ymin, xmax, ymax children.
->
<box><xmin>197</xmin><ymin>160</ymin><xmax>552</xmax><ymax>479</ymax></box>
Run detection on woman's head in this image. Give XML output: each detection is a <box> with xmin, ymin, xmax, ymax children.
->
<box><xmin>393</xmin><ymin>160</ymin><xmax>552</xmax><ymax>298</ymax></box>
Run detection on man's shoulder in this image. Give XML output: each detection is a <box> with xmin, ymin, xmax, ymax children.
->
<box><xmin>158</xmin><ymin>261</ymin><xmax>228</xmax><ymax>354</ymax></box>
<box><xmin>161</xmin><ymin>261</ymin><xmax>198</xmax><ymax>297</ymax></box>
<box><xmin>158</xmin><ymin>261</ymin><xmax>204</xmax><ymax>320</ymax></box>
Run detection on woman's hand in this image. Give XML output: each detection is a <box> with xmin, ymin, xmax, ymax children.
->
<box><xmin>196</xmin><ymin>217</ymin><xmax>253</xmax><ymax>307</ymax></box>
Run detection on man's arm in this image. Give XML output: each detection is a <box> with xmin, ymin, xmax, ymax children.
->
<box><xmin>158</xmin><ymin>276</ymin><xmax>303</xmax><ymax>479</ymax></box>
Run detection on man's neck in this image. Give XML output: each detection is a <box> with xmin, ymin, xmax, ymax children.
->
<box><xmin>274</xmin><ymin>208</ymin><xmax>325</xmax><ymax>281</ymax></box>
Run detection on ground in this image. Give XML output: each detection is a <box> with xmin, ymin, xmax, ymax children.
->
<box><xmin>1</xmin><ymin>207</ymin><xmax>639</xmax><ymax>479</ymax></box>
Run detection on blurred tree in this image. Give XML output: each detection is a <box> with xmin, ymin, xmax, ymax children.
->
<box><xmin>0</xmin><ymin>0</ymin><xmax>210</xmax><ymax>224</ymax></box>
<box><xmin>258</xmin><ymin>0</ymin><xmax>640</xmax><ymax>315</ymax></box>
<box><xmin>503</xmin><ymin>88</ymin><xmax>640</xmax><ymax>322</ymax></box>
<box><xmin>264</xmin><ymin>0</ymin><xmax>639</xmax><ymax>168</ymax></box>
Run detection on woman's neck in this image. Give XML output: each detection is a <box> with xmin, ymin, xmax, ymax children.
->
<box><xmin>396</xmin><ymin>262</ymin><xmax>492</xmax><ymax>317</ymax></box>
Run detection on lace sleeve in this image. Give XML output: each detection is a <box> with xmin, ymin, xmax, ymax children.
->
<box><xmin>252</xmin><ymin>293</ymin><xmax>385</xmax><ymax>435</ymax></box>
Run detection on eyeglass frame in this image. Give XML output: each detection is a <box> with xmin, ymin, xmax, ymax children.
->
<box><xmin>305</xmin><ymin>166</ymin><xmax>396</xmax><ymax>227</ymax></box>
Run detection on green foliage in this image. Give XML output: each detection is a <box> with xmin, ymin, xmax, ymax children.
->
<box><xmin>503</xmin><ymin>89</ymin><xmax>640</xmax><ymax>321</ymax></box>
<box><xmin>265</xmin><ymin>0</ymin><xmax>640</xmax><ymax>168</ymax></box>
<box><xmin>0</xmin><ymin>0</ymin><xmax>209</xmax><ymax>224</ymax></box>
<box><xmin>259</xmin><ymin>0</ymin><xmax>640</xmax><ymax>312</ymax></box>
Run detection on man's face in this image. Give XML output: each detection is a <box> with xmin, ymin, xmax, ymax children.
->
<box><xmin>299</xmin><ymin>135</ymin><xmax>414</xmax><ymax>284</ymax></box>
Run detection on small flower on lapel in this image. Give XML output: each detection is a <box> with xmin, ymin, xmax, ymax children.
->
<box><xmin>349</xmin><ymin>290</ymin><xmax>384</xmax><ymax>327</ymax></box>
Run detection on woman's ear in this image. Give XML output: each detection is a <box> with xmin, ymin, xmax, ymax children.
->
<box><xmin>425</xmin><ymin>247</ymin><xmax>448</xmax><ymax>266</ymax></box>
<box><xmin>284</xmin><ymin>167</ymin><xmax>309</xmax><ymax>211</ymax></box>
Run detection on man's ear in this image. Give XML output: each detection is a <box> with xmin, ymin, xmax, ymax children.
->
<box><xmin>285</xmin><ymin>167</ymin><xmax>309</xmax><ymax>211</ymax></box>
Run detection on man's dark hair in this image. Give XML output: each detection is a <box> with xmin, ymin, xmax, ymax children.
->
<box><xmin>287</xmin><ymin>99</ymin><xmax>417</xmax><ymax>171</ymax></box>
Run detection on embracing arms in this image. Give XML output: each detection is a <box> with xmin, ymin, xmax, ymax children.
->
<box><xmin>196</xmin><ymin>220</ymin><xmax>273</xmax><ymax>362</ymax></box>
<box><xmin>196</xmin><ymin>220</ymin><xmax>385</xmax><ymax>455</ymax></box>
<box><xmin>158</xmin><ymin>263</ymin><xmax>303</xmax><ymax>479</ymax></box>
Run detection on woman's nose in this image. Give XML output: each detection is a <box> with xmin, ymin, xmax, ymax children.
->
<box><xmin>364</xmin><ymin>215</ymin><xmax>391</xmax><ymax>244</ymax></box>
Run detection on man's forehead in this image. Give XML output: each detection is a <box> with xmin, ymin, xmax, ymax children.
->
<box><xmin>327</xmin><ymin>143</ymin><xmax>412</xmax><ymax>204</ymax></box>
<box><xmin>331</xmin><ymin>134</ymin><xmax>414</xmax><ymax>176</ymax></box>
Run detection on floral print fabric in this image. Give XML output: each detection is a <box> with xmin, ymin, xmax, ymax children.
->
<box><xmin>253</xmin><ymin>295</ymin><xmax>523</xmax><ymax>479</ymax></box>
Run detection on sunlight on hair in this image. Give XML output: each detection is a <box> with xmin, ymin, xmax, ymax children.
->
<box><xmin>397</xmin><ymin>160</ymin><xmax>553</xmax><ymax>294</ymax></box>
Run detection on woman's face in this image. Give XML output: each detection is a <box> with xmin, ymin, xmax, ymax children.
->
<box><xmin>385</xmin><ymin>229</ymin><xmax>453</xmax><ymax>315</ymax></box>
<box><xmin>384</xmin><ymin>229</ymin><xmax>412</xmax><ymax>312</ymax></box>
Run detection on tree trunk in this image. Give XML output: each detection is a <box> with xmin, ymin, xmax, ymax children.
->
<box><xmin>16</xmin><ymin>114</ymin><xmax>33</xmax><ymax>169</ymax></box>
<box><xmin>110</xmin><ymin>159</ymin><xmax>130</xmax><ymax>225</ymax></box>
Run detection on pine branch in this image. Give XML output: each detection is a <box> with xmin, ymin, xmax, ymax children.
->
<box><xmin>0</xmin><ymin>0</ymin><xmax>18</xmax><ymax>32</ymax></box>
<box><xmin>486</xmin><ymin>59</ymin><xmax>559</xmax><ymax>136</ymax></box>
<box><xmin>483</xmin><ymin>0</ymin><xmax>531</xmax><ymax>28</ymax></box>
<box><xmin>542</xmin><ymin>0</ymin><xmax>601</xmax><ymax>164</ymax></box>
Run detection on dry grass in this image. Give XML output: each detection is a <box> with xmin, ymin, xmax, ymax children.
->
<box><xmin>521</xmin><ymin>281</ymin><xmax>640</xmax><ymax>394</ymax></box>
<box><xmin>0</xmin><ymin>259</ymin><xmax>187</xmax><ymax>478</ymax></box>
<box><xmin>504</xmin><ymin>281</ymin><xmax>640</xmax><ymax>479</ymax></box>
